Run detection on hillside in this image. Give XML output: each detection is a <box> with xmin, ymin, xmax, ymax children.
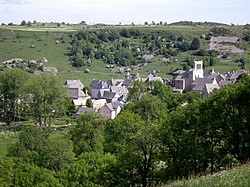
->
<box><xmin>0</xmin><ymin>24</ymin><xmax>250</xmax><ymax>86</ymax></box>
<box><xmin>167</xmin><ymin>163</ymin><xmax>250</xmax><ymax>187</ymax></box>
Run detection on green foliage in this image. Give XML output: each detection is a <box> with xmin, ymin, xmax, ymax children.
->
<box><xmin>28</xmin><ymin>73</ymin><xmax>65</xmax><ymax>126</ymax></box>
<box><xmin>0</xmin><ymin>157</ymin><xmax>62</xmax><ymax>187</ymax></box>
<box><xmin>8</xmin><ymin>125</ymin><xmax>73</xmax><ymax>171</ymax></box>
<box><xmin>70</xmin><ymin>112</ymin><xmax>104</xmax><ymax>156</ymax></box>
<box><xmin>189</xmin><ymin>38</ymin><xmax>201</xmax><ymax>50</ymax></box>
<box><xmin>168</xmin><ymin>163</ymin><xmax>250</xmax><ymax>187</ymax></box>
<box><xmin>86</xmin><ymin>98</ymin><xmax>93</xmax><ymax>108</ymax></box>
<box><xmin>0</xmin><ymin>68</ymin><xmax>29</xmax><ymax>124</ymax></box>
<box><xmin>243</xmin><ymin>31</ymin><xmax>250</xmax><ymax>41</ymax></box>
<box><xmin>20</xmin><ymin>20</ymin><xmax>26</xmax><ymax>26</ymax></box>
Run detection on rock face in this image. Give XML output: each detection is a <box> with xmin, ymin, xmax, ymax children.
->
<box><xmin>2</xmin><ymin>58</ymin><xmax>58</xmax><ymax>75</ymax></box>
<box><xmin>3</xmin><ymin>58</ymin><xmax>23</xmax><ymax>65</ymax></box>
<box><xmin>42</xmin><ymin>57</ymin><xmax>48</xmax><ymax>63</ymax></box>
<box><xmin>43</xmin><ymin>67</ymin><xmax>58</xmax><ymax>75</ymax></box>
<box><xmin>209</xmin><ymin>36</ymin><xmax>245</xmax><ymax>54</ymax></box>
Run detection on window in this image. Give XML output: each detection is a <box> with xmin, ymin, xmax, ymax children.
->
<box><xmin>196</xmin><ymin>64</ymin><xmax>202</xmax><ymax>70</ymax></box>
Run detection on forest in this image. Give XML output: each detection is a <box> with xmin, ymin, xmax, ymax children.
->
<box><xmin>0</xmin><ymin>68</ymin><xmax>250</xmax><ymax>186</ymax></box>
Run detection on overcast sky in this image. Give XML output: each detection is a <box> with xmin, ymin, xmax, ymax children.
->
<box><xmin>0</xmin><ymin>0</ymin><xmax>249</xmax><ymax>25</ymax></box>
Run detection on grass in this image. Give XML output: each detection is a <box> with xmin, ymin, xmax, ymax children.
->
<box><xmin>0</xmin><ymin>24</ymin><xmax>249</xmax><ymax>86</ymax></box>
<box><xmin>166</xmin><ymin>163</ymin><xmax>250</xmax><ymax>187</ymax></box>
<box><xmin>0</xmin><ymin>28</ymin><xmax>72</xmax><ymax>72</ymax></box>
<box><xmin>0</xmin><ymin>130</ymin><xmax>18</xmax><ymax>158</ymax></box>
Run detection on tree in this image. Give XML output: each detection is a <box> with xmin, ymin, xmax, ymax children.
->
<box><xmin>28</xmin><ymin>73</ymin><xmax>65</xmax><ymax>126</ymax></box>
<box><xmin>86</xmin><ymin>98</ymin><xmax>93</xmax><ymax>108</ymax></box>
<box><xmin>27</xmin><ymin>21</ymin><xmax>32</xmax><ymax>27</ymax></box>
<box><xmin>21</xmin><ymin>20</ymin><xmax>26</xmax><ymax>26</ymax></box>
<box><xmin>0</xmin><ymin>158</ymin><xmax>62</xmax><ymax>186</ymax></box>
<box><xmin>0</xmin><ymin>69</ymin><xmax>29</xmax><ymax>124</ymax></box>
<box><xmin>8</xmin><ymin>125</ymin><xmax>73</xmax><ymax>171</ymax></box>
<box><xmin>70</xmin><ymin>112</ymin><xmax>104</xmax><ymax>157</ymax></box>
<box><xmin>190</xmin><ymin>38</ymin><xmax>201</xmax><ymax>50</ymax></box>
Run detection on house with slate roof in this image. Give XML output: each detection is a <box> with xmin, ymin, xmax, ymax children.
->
<box><xmin>90</xmin><ymin>80</ymin><xmax>110</xmax><ymax>99</ymax></box>
<box><xmin>172</xmin><ymin>61</ymin><xmax>250</xmax><ymax>97</ymax></box>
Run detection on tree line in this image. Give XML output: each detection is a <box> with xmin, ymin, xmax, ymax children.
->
<box><xmin>0</xmin><ymin>70</ymin><xmax>250</xmax><ymax>186</ymax></box>
<box><xmin>68</xmin><ymin>29</ymin><xmax>203</xmax><ymax>68</ymax></box>
<box><xmin>0</xmin><ymin>69</ymin><xmax>73</xmax><ymax>126</ymax></box>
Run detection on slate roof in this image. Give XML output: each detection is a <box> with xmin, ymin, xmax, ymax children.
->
<box><xmin>204</xmin><ymin>83</ymin><xmax>220</xmax><ymax>95</ymax></box>
<box><xmin>64</xmin><ymin>80</ymin><xmax>84</xmax><ymax>89</ymax></box>
<box><xmin>90</xmin><ymin>80</ymin><xmax>109</xmax><ymax>89</ymax></box>
<box><xmin>76</xmin><ymin>106</ymin><xmax>95</xmax><ymax>115</ymax></box>
<box><xmin>144</xmin><ymin>76</ymin><xmax>164</xmax><ymax>83</ymax></box>
<box><xmin>191</xmin><ymin>78</ymin><xmax>212</xmax><ymax>91</ymax></box>
<box><xmin>106</xmin><ymin>79</ymin><xmax>124</xmax><ymax>87</ymax></box>
<box><xmin>173</xmin><ymin>70</ymin><xmax>186</xmax><ymax>75</ymax></box>
<box><xmin>72</xmin><ymin>98</ymin><xmax>89</xmax><ymax>106</ymax></box>
<box><xmin>218</xmin><ymin>80</ymin><xmax>234</xmax><ymax>87</ymax></box>
<box><xmin>66</xmin><ymin>88</ymin><xmax>87</xmax><ymax>99</ymax></box>
<box><xmin>110</xmin><ymin>86</ymin><xmax>128</xmax><ymax>95</ymax></box>
<box><xmin>103</xmin><ymin>91</ymin><xmax>119</xmax><ymax>100</ymax></box>
<box><xmin>229</xmin><ymin>69</ymin><xmax>246</xmax><ymax>81</ymax></box>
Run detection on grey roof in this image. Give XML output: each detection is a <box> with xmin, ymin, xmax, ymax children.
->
<box><xmin>76</xmin><ymin>106</ymin><xmax>95</xmax><ymax>115</ymax></box>
<box><xmin>105</xmin><ymin>103</ymin><xmax>115</xmax><ymax>111</ymax></box>
<box><xmin>219</xmin><ymin>80</ymin><xmax>234</xmax><ymax>87</ymax></box>
<box><xmin>229</xmin><ymin>69</ymin><xmax>246</xmax><ymax>80</ymax></box>
<box><xmin>144</xmin><ymin>76</ymin><xmax>163</xmax><ymax>83</ymax></box>
<box><xmin>123</xmin><ymin>78</ymin><xmax>132</xmax><ymax>86</ymax></box>
<box><xmin>66</xmin><ymin>87</ymin><xmax>87</xmax><ymax>99</ymax></box>
<box><xmin>90</xmin><ymin>80</ymin><xmax>109</xmax><ymax>89</ymax></box>
<box><xmin>191</xmin><ymin>78</ymin><xmax>212</xmax><ymax>91</ymax></box>
<box><xmin>173</xmin><ymin>70</ymin><xmax>186</xmax><ymax>75</ymax></box>
<box><xmin>106</xmin><ymin>79</ymin><xmax>124</xmax><ymax>87</ymax></box>
<box><xmin>97</xmin><ymin>89</ymin><xmax>107</xmax><ymax>99</ymax></box>
<box><xmin>65</xmin><ymin>80</ymin><xmax>84</xmax><ymax>89</ymax></box>
<box><xmin>113</xmin><ymin>101</ymin><xmax>125</xmax><ymax>109</ymax></box>
<box><xmin>205</xmin><ymin>83</ymin><xmax>220</xmax><ymax>94</ymax></box>
<box><xmin>103</xmin><ymin>91</ymin><xmax>119</xmax><ymax>100</ymax></box>
<box><xmin>110</xmin><ymin>86</ymin><xmax>128</xmax><ymax>95</ymax></box>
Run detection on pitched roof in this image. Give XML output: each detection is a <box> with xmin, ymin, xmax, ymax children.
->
<box><xmin>76</xmin><ymin>106</ymin><xmax>95</xmax><ymax>115</ymax></box>
<box><xmin>229</xmin><ymin>69</ymin><xmax>246</xmax><ymax>80</ymax></box>
<box><xmin>204</xmin><ymin>83</ymin><xmax>220</xmax><ymax>95</ymax></box>
<box><xmin>64</xmin><ymin>80</ymin><xmax>84</xmax><ymax>89</ymax></box>
<box><xmin>106</xmin><ymin>79</ymin><xmax>124</xmax><ymax>87</ymax></box>
<box><xmin>66</xmin><ymin>87</ymin><xmax>87</xmax><ymax>99</ymax></box>
<box><xmin>110</xmin><ymin>86</ymin><xmax>128</xmax><ymax>95</ymax></box>
<box><xmin>191</xmin><ymin>78</ymin><xmax>210</xmax><ymax>91</ymax></box>
<box><xmin>103</xmin><ymin>91</ymin><xmax>119</xmax><ymax>100</ymax></box>
<box><xmin>173</xmin><ymin>70</ymin><xmax>186</xmax><ymax>75</ymax></box>
<box><xmin>73</xmin><ymin>98</ymin><xmax>90</xmax><ymax>106</ymax></box>
<box><xmin>219</xmin><ymin>80</ymin><xmax>234</xmax><ymax>87</ymax></box>
<box><xmin>144</xmin><ymin>76</ymin><xmax>164</xmax><ymax>83</ymax></box>
<box><xmin>90</xmin><ymin>80</ymin><xmax>108</xmax><ymax>89</ymax></box>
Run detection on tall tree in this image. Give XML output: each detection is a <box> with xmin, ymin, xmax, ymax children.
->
<box><xmin>28</xmin><ymin>73</ymin><xmax>65</xmax><ymax>126</ymax></box>
<box><xmin>189</xmin><ymin>38</ymin><xmax>201</xmax><ymax>50</ymax></box>
<box><xmin>0</xmin><ymin>69</ymin><xmax>29</xmax><ymax>124</ymax></box>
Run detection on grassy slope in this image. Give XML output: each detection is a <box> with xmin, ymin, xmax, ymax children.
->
<box><xmin>167</xmin><ymin>163</ymin><xmax>250</xmax><ymax>187</ymax></box>
<box><xmin>0</xmin><ymin>131</ymin><xmax>18</xmax><ymax>157</ymax></box>
<box><xmin>0</xmin><ymin>25</ymin><xmax>249</xmax><ymax>86</ymax></box>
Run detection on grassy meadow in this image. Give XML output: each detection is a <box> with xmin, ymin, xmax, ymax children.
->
<box><xmin>167</xmin><ymin>163</ymin><xmax>250</xmax><ymax>187</ymax></box>
<box><xmin>0</xmin><ymin>24</ymin><xmax>249</xmax><ymax>86</ymax></box>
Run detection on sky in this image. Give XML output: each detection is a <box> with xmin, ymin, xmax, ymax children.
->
<box><xmin>0</xmin><ymin>0</ymin><xmax>249</xmax><ymax>25</ymax></box>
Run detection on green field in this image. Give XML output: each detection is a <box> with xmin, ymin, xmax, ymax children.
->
<box><xmin>0</xmin><ymin>130</ymin><xmax>18</xmax><ymax>158</ymax></box>
<box><xmin>0</xmin><ymin>24</ymin><xmax>249</xmax><ymax>86</ymax></box>
<box><xmin>167</xmin><ymin>163</ymin><xmax>250</xmax><ymax>187</ymax></box>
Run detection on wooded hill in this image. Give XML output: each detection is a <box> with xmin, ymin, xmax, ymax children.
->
<box><xmin>1</xmin><ymin>23</ymin><xmax>250</xmax><ymax>85</ymax></box>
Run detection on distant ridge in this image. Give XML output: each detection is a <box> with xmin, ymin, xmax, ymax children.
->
<box><xmin>169</xmin><ymin>21</ymin><xmax>228</xmax><ymax>26</ymax></box>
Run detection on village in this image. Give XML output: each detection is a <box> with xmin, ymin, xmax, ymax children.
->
<box><xmin>65</xmin><ymin>60</ymin><xmax>249</xmax><ymax>120</ymax></box>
